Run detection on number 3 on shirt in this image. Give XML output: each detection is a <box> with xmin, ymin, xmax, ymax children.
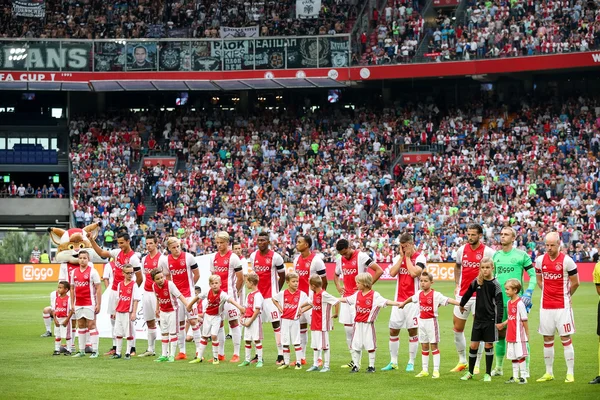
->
<box><xmin>413</xmin><ymin>317</ymin><xmax>418</xmax><ymax>327</ymax></box>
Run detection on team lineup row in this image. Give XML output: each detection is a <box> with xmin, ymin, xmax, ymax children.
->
<box><xmin>43</xmin><ymin>225</ymin><xmax>589</xmax><ymax>383</ymax></box>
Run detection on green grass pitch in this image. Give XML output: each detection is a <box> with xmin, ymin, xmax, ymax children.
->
<box><xmin>1</xmin><ymin>281</ymin><xmax>599</xmax><ymax>399</ymax></box>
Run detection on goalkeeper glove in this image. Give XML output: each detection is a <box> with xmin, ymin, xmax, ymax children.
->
<box><xmin>521</xmin><ymin>289</ymin><xmax>533</xmax><ymax>313</ymax></box>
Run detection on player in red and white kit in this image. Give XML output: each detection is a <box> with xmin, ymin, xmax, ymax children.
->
<box><xmin>159</xmin><ymin>237</ymin><xmax>200</xmax><ymax>360</ymax></box>
<box><xmin>138</xmin><ymin>235</ymin><xmax>164</xmax><ymax>357</ymax></box>
<box><xmin>249</xmin><ymin>231</ymin><xmax>286</xmax><ymax>364</ymax></box>
<box><xmin>500</xmin><ymin>278</ymin><xmax>529</xmax><ymax>384</ymax></box>
<box><xmin>293</xmin><ymin>234</ymin><xmax>327</xmax><ymax>365</ymax></box>
<box><xmin>111</xmin><ymin>264</ymin><xmax>142</xmax><ymax>360</ymax></box>
<box><xmin>70</xmin><ymin>251</ymin><xmax>102</xmax><ymax>358</ymax></box>
<box><xmin>50</xmin><ymin>281</ymin><xmax>73</xmax><ymax>355</ymax></box>
<box><xmin>451</xmin><ymin>224</ymin><xmax>495</xmax><ymax>372</ymax></box>
<box><xmin>382</xmin><ymin>233</ymin><xmax>426</xmax><ymax>372</ymax></box>
<box><xmin>535</xmin><ymin>232</ymin><xmax>580</xmax><ymax>383</ymax></box>
<box><xmin>208</xmin><ymin>231</ymin><xmax>244</xmax><ymax>362</ymax></box>
<box><xmin>90</xmin><ymin>232</ymin><xmax>142</xmax><ymax>356</ymax></box>
<box><xmin>334</xmin><ymin>238</ymin><xmax>383</xmax><ymax>369</ymax></box>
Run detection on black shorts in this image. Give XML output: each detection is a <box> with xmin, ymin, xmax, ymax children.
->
<box><xmin>597</xmin><ymin>301</ymin><xmax>600</xmax><ymax>336</ymax></box>
<box><xmin>471</xmin><ymin>321</ymin><xmax>498</xmax><ymax>343</ymax></box>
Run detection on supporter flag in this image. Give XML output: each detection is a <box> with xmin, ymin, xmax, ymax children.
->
<box><xmin>12</xmin><ymin>0</ymin><xmax>45</xmax><ymax>18</ymax></box>
<box><xmin>296</xmin><ymin>0</ymin><xmax>320</xmax><ymax>19</ymax></box>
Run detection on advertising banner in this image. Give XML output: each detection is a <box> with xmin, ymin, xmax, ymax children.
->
<box><xmin>12</xmin><ymin>0</ymin><xmax>45</xmax><ymax>18</ymax></box>
<box><xmin>142</xmin><ymin>157</ymin><xmax>176</xmax><ymax>169</ymax></box>
<box><xmin>402</xmin><ymin>153</ymin><xmax>433</xmax><ymax>164</ymax></box>
<box><xmin>13</xmin><ymin>263</ymin><xmax>105</xmax><ymax>283</ymax></box>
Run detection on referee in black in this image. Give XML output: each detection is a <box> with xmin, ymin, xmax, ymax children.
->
<box><xmin>458</xmin><ymin>257</ymin><xmax>504</xmax><ymax>382</ymax></box>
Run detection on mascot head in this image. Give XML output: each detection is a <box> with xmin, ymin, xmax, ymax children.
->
<box><xmin>48</xmin><ymin>223</ymin><xmax>105</xmax><ymax>264</ymax></box>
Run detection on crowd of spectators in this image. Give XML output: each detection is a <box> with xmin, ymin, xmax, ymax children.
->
<box><xmin>0</xmin><ymin>182</ymin><xmax>66</xmax><ymax>198</ymax></box>
<box><xmin>67</xmin><ymin>91</ymin><xmax>600</xmax><ymax>265</ymax></box>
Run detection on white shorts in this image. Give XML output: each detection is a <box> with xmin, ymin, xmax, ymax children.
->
<box><xmin>310</xmin><ymin>331</ymin><xmax>330</xmax><ymax>351</ymax></box>
<box><xmin>54</xmin><ymin>318</ymin><xmax>70</xmax><ymax>338</ymax></box>
<box><xmin>352</xmin><ymin>322</ymin><xmax>376</xmax><ymax>351</ymax></box>
<box><xmin>143</xmin><ymin>290</ymin><xmax>157</xmax><ymax>321</ymax></box>
<box><xmin>243</xmin><ymin>317</ymin><xmax>263</xmax><ymax>341</ymax></box>
<box><xmin>339</xmin><ymin>302</ymin><xmax>356</xmax><ymax>325</ymax></box>
<box><xmin>75</xmin><ymin>306</ymin><xmax>95</xmax><ymax>320</ymax></box>
<box><xmin>454</xmin><ymin>295</ymin><xmax>476</xmax><ymax>320</ymax></box>
<box><xmin>114</xmin><ymin>312</ymin><xmax>134</xmax><ymax>338</ymax></box>
<box><xmin>506</xmin><ymin>342</ymin><xmax>528</xmax><ymax>360</ymax></box>
<box><xmin>177</xmin><ymin>297</ymin><xmax>198</xmax><ymax>323</ymax></box>
<box><xmin>538</xmin><ymin>307</ymin><xmax>576</xmax><ymax>336</ymax></box>
<box><xmin>260</xmin><ymin>298</ymin><xmax>281</xmax><ymax>323</ymax></box>
<box><xmin>389</xmin><ymin>303</ymin><xmax>419</xmax><ymax>330</ymax></box>
<box><xmin>299</xmin><ymin>308</ymin><xmax>312</xmax><ymax>325</ymax></box>
<box><xmin>418</xmin><ymin>318</ymin><xmax>440</xmax><ymax>344</ymax></box>
<box><xmin>107</xmin><ymin>289</ymin><xmax>118</xmax><ymax>316</ymax></box>
<box><xmin>159</xmin><ymin>310</ymin><xmax>177</xmax><ymax>335</ymax></box>
<box><xmin>202</xmin><ymin>314</ymin><xmax>222</xmax><ymax>337</ymax></box>
<box><xmin>281</xmin><ymin>318</ymin><xmax>301</xmax><ymax>346</ymax></box>
<box><xmin>222</xmin><ymin>302</ymin><xmax>240</xmax><ymax>322</ymax></box>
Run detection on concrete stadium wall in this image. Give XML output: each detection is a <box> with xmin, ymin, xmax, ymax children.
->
<box><xmin>0</xmin><ymin>199</ymin><xmax>70</xmax><ymax>224</ymax></box>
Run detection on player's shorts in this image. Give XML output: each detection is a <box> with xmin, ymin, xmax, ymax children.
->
<box><xmin>339</xmin><ymin>302</ymin><xmax>356</xmax><ymax>325</ymax></box>
<box><xmin>506</xmin><ymin>341</ymin><xmax>528</xmax><ymax>360</ymax></box>
<box><xmin>310</xmin><ymin>330</ymin><xmax>330</xmax><ymax>351</ymax></box>
<box><xmin>299</xmin><ymin>307</ymin><xmax>312</xmax><ymax>325</ymax></box>
<box><xmin>143</xmin><ymin>290</ymin><xmax>157</xmax><ymax>321</ymax></box>
<box><xmin>202</xmin><ymin>314</ymin><xmax>222</xmax><ymax>337</ymax></box>
<box><xmin>538</xmin><ymin>307</ymin><xmax>576</xmax><ymax>336</ymax></box>
<box><xmin>159</xmin><ymin>310</ymin><xmax>177</xmax><ymax>335</ymax></box>
<box><xmin>177</xmin><ymin>297</ymin><xmax>198</xmax><ymax>323</ymax></box>
<box><xmin>107</xmin><ymin>289</ymin><xmax>118</xmax><ymax>315</ymax></box>
<box><xmin>418</xmin><ymin>318</ymin><xmax>441</xmax><ymax>344</ymax></box>
<box><xmin>470</xmin><ymin>321</ymin><xmax>497</xmax><ymax>343</ymax></box>
<box><xmin>54</xmin><ymin>318</ymin><xmax>70</xmax><ymax>338</ymax></box>
<box><xmin>389</xmin><ymin>303</ymin><xmax>419</xmax><ymax>330</ymax></box>
<box><xmin>454</xmin><ymin>295</ymin><xmax>476</xmax><ymax>320</ymax></box>
<box><xmin>281</xmin><ymin>318</ymin><xmax>301</xmax><ymax>346</ymax></box>
<box><xmin>114</xmin><ymin>312</ymin><xmax>134</xmax><ymax>338</ymax></box>
<box><xmin>222</xmin><ymin>302</ymin><xmax>240</xmax><ymax>322</ymax></box>
<box><xmin>74</xmin><ymin>306</ymin><xmax>95</xmax><ymax>320</ymax></box>
<box><xmin>351</xmin><ymin>322</ymin><xmax>376</xmax><ymax>352</ymax></box>
<box><xmin>243</xmin><ymin>317</ymin><xmax>263</xmax><ymax>341</ymax></box>
<box><xmin>260</xmin><ymin>298</ymin><xmax>280</xmax><ymax>323</ymax></box>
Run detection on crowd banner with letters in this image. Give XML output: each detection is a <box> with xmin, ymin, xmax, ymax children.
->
<box><xmin>296</xmin><ymin>0</ymin><xmax>320</xmax><ymax>19</ymax></box>
<box><xmin>219</xmin><ymin>26</ymin><xmax>259</xmax><ymax>39</ymax></box>
<box><xmin>0</xmin><ymin>41</ymin><xmax>92</xmax><ymax>71</ymax></box>
<box><xmin>211</xmin><ymin>40</ymin><xmax>251</xmax><ymax>71</ymax></box>
<box><xmin>12</xmin><ymin>0</ymin><xmax>45</xmax><ymax>18</ymax></box>
<box><xmin>295</xmin><ymin>37</ymin><xmax>349</xmax><ymax>68</ymax></box>
<box><xmin>251</xmin><ymin>38</ymin><xmax>291</xmax><ymax>69</ymax></box>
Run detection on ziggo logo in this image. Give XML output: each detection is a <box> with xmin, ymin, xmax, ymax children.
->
<box><xmin>22</xmin><ymin>265</ymin><xmax>54</xmax><ymax>281</ymax></box>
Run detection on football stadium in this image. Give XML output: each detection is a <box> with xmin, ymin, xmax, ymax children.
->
<box><xmin>1</xmin><ymin>0</ymin><xmax>600</xmax><ymax>399</ymax></box>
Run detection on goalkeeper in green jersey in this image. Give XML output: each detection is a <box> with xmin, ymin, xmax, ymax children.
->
<box><xmin>491</xmin><ymin>227</ymin><xmax>536</xmax><ymax>377</ymax></box>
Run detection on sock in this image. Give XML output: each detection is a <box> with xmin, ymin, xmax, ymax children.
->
<box><xmin>232</xmin><ymin>325</ymin><xmax>241</xmax><ymax>356</ymax></box>
<box><xmin>485</xmin><ymin>346</ymin><xmax>494</xmax><ymax>375</ymax></box>
<box><xmin>55</xmin><ymin>337</ymin><xmax>61</xmax><ymax>351</ymax></box>
<box><xmin>454</xmin><ymin>330</ymin><xmax>467</xmax><ymax>364</ymax></box>
<box><xmin>192</xmin><ymin>325</ymin><xmax>201</xmax><ymax>354</ymax></box>
<box><xmin>178</xmin><ymin>325</ymin><xmax>186</xmax><ymax>354</ymax></box>
<box><xmin>256</xmin><ymin>342</ymin><xmax>263</xmax><ymax>361</ymax></box>
<box><xmin>526</xmin><ymin>342</ymin><xmax>531</xmax><ymax>371</ymax></box>
<box><xmin>408</xmin><ymin>336</ymin><xmax>418</xmax><ymax>364</ymax></box>
<box><xmin>475</xmin><ymin>342</ymin><xmax>484</xmax><ymax>369</ymax></box>
<box><xmin>161</xmin><ymin>337</ymin><xmax>168</xmax><ymax>357</ymax></box>
<box><xmin>126</xmin><ymin>335</ymin><xmax>134</xmax><ymax>355</ymax></box>
<box><xmin>344</xmin><ymin>325</ymin><xmax>353</xmax><ymax>350</ymax></box>
<box><xmin>313</xmin><ymin>349</ymin><xmax>320</xmax><ymax>367</ymax></box>
<box><xmin>147</xmin><ymin>327</ymin><xmax>157</xmax><ymax>353</ymax></box>
<box><xmin>389</xmin><ymin>336</ymin><xmax>399</xmax><ymax>364</ymax></box>
<box><xmin>274</xmin><ymin>328</ymin><xmax>283</xmax><ymax>356</ymax></box>
<box><xmin>294</xmin><ymin>345</ymin><xmax>302</xmax><ymax>364</ymax></box>
<box><xmin>300</xmin><ymin>329</ymin><xmax>308</xmax><ymax>360</ymax></box>
<box><xmin>562</xmin><ymin>338</ymin><xmax>574</xmax><ymax>375</ymax></box>
<box><xmin>468</xmin><ymin>347</ymin><xmax>477</xmax><ymax>374</ymax></box>
<box><xmin>169</xmin><ymin>334</ymin><xmax>178</xmax><ymax>357</ymax></box>
<box><xmin>543</xmin><ymin>341</ymin><xmax>554</xmax><ymax>375</ymax></box>
<box><xmin>78</xmin><ymin>329</ymin><xmax>86</xmax><ymax>352</ymax></box>
<box><xmin>197</xmin><ymin>339</ymin><xmax>207</xmax><ymax>359</ymax></box>
<box><xmin>84</xmin><ymin>328</ymin><xmax>90</xmax><ymax>348</ymax></box>
<box><xmin>495</xmin><ymin>338</ymin><xmax>506</xmax><ymax>369</ymax></box>
<box><xmin>218</xmin><ymin>324</ymin><xmax>225</xmax><ymax>356</ymax></box>
<box><xmin>351</xmin><ymin>349</ymin><xmax>361</xmax><ymax>369</ymax></box>
<box><xmin>116</xmin><ymin>336</ymin><xmax>123</xmax><ymax>356</ymax></box>
<box><xmin>421</xmin><ymin>350</ymin><xmax>430</xmax><ymax>372</ymax></box>
<box><xmin>89</xmin><ymin>328</ymin><xmax>99</xmax><ymax>352</ymax></box>
<box><xmin>368</xmin><ymin>350</ymin><xmax>376</xmax><ymax>368</ymax></box>
<box><xmin>518</xmin><ymin>358</ymin><xmax>527</xmax><ymax>378</ymax></box>
<box><xmin>512</xmin><ymin>360</ymin><xmax>519</xmax><ymax>379</ymax></box>
<box><xmin>323</xmin><ymin>348</ymin><xmax>330</xmax><ymax>368</ymax></box>
<box><xmin>43</xmin><ymin>313</ymin><xmax>52</xmax><ymax>332</ymax></box>
<box><xmin>70</xmin><ymin>327</ymin><xmax>76</xmax><ymax>351</ymax></box>
<box><xmin>432</xmin><ymin>349</ymin><xmax>440</xmax><ymax>372</ymax></box>
<box><xmin>283</xmin><ymin>347</ymin><xmax>290</xmax><ymax>365</ymax></box>
<box><xmin>111</xmin><ymin>317</ymin><xmax>116</xmax><ymax>347</ymax></box>
<box><xmin>212</xmin><ymin>341</ymin><xmax>219</xmax><ymax>359</ymax></box>
<box><xmin>245</xmin><ymin>344</ymin><xmax>252</xmax><ymax>362</ymax></box>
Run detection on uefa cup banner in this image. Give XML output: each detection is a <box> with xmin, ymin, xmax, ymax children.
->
<box><xmin>297</xmin><ymin>0</ymin><xmax>320</xmax><ymax>18</ymax></box>
<box><xmin>219</xmin><ymin>26</ymin><xmax>259</xmax><ymax>39</ymax></box>
<box><xmin>12</xmin><ymin>0</ymin><xmax>45</xmax><ymax>18</ymax></box>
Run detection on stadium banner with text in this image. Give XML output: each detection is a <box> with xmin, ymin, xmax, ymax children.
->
<box><xmin>12</xmin><ymin>0</ymin><xmax>45</xmax><ymax>18</ymax></box>
<box><xmin>12</xmin><ymin>263</ymin><xmax>105</xmax><ymax>283</ymax></box>
<box><xmin>297</xmin><ymin>0</ymin><xmax>320</xmax><ymax>18</ymax></box>
<box><xmin>433</xmin><ymin>0</ymin><xmax>461</xmax><ymax>7</ymax></box>
<box><xmin>219</xmin><ymin>26</ymin><xmax>259</xmax><ymax>39</ymax></box>
<box><xmin>0</xmin><ymin>41</ymin><xmax>92</xmax><ymax>71</ymax></box>
<box><xmin>142</xmin><ymin>157</ymin><xmax>177</xmax><ymax>169</ymax></box>
<box><xmin>402</xmin><ymin>153</ymin><xmax>433</xmax><ymax>164</ymax></box>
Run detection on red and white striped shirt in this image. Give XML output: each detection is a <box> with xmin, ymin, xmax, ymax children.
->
<box><xmin>346</xmin><ymin>290</ymin><xmax>388</xmax><ymax>323</ymax></box>
<box><xmin>409</xmin><ymin>289</ymin><xmax>450</xmax><ymax>319</ymax></box>
<box><xmin>249</xmin><ymin>250</ymin><xmax>285</xmax><ymax>299</ymax></box>
<box><xmin>153</xmin><ymin>280</ymin><xmax>181</xmax><ymax>313</ymax></box>
<box><xmin>115</xmin><ymin>280</ymin><xmax>142</xmax><ymax>313</ymax></box>
<box><xmin>70</xmin><ymin>266</ymin><xmax>101</xmax><ymax>307</ymax></box>
<box><xmin>506</xmin><ymin>297</ymin><xmax>528</xmax><ymax>343</ymax></box>
<box><xmin>309</xmin><ymin>290</ymin><xmax>339</xmax><ymax>331</ymax></box>
<box><xmin>243</xmin><ymin>290</ymin><xmax>264</xmax><ymax>318</ymax></box>
<box><xmin>274</xmin><ymin>289</ymin><xmax>308</xmax><ymax>320</ymax></box>
<box><xmin>535</xmin><ymin>253</ymin><xmax>577</xmax><ymax>309</ymax></box>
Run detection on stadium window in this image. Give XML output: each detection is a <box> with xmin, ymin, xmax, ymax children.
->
<box><xmin>0</xmin><ymin>137</ymin><xmax>5</xmax><ymax>149</ymax></box>
<box><xmin>50</xmin><ymin>138</ymin><xmax>58</xmax><ymax>150</ymax></box>
<box><xmin>51</xmin><ymin>108</ymin><xmax>63</xmax><ymax>118</ymax></box>
<box><xmin>7</xmin><ymin>137</ymin><xmax>20</xmax><ymax>149</ymax></box>
<box><xmin>37</xmin><ymin>138</ymin><xmax>49</xmax><ymax>149</ymax></box>
<box><xmin>26</xmin><ymin>138</ymin><xmax>36</xmax><ymax>145</ymax></box>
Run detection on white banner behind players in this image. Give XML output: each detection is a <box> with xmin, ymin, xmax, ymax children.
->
<box><xmin>12</xmin><ymin>0</ymin><xmax>45</xmax><ymax>18</ymax></box>
<box><xmin>296</xmin><ymin>0</ymin><xmax>321</xmax><ymax>19</ymax></box>
<box><xmin>219</xmin><ymin>26</ymin><xmax>259</xmax><ymax>38</ymax></box>
<box><xmin>98</xmin><ymin>255</ymin><xmax>212</xmax><ymax>340</ymax></box>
